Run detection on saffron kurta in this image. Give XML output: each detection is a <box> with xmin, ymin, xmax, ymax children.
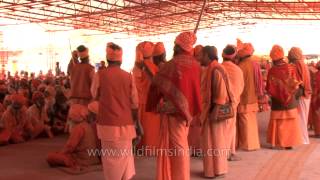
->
<box><xmin>146</xmin><ymin>52</ymin><xmax>201</xmax><ymax>180</ymax></box>
<box><xmin>222</xmin><ymin>61</ymin><xmax>244</xmax><ymax>154</ymax></box>
<box><xmin>27</xmin><ymin>104</ymin><xmax>51</xmax><ymax>138</ymax></box>
<box><xmin>201</xmin><ymin>61</ymin><xmax>231</xmax><ymax>177</ymax></box>
<box><xmin>132</xmin><ymin>60</ymin><xmax>161</xmax><ymax>154</ymax></box>
<box><xmin>0</xmin><ymin>106</ymin><xmax>31</xmax><ymax>144</ymax></box>
<box><xmin>238</xmin><ymin>56</ymin><xmax>261</xmax><ymax>151</ymax></box>
<box><xmin>266</xmin><ymin>61</ymin><xmax>303</xmax><ymax>148</ymax></box>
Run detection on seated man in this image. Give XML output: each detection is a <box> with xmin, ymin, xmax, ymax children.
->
<box><xmin>0</xmin><ymin>94</ymin><xmax>32</xmax><ymax>145</ymax></box>
<box><xmin>46</xmin><ymin>104</ymin><xmax>100</xmax><ymax>169</ymax></box>
<box><xmin>27</xmin><ymin>91</ymin><xmax>54</xmax><ymax>139</ymax></box>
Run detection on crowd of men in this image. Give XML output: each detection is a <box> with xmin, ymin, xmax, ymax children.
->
<box><xmin>0</xmin><ymin>31</ymin><xmax>320</xmax><ymax>180</ymax></box>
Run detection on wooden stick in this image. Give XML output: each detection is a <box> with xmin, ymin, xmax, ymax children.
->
<box><xmin>194</xmin><ymin>0</ymin><xmax>207</xmax><ymax>34</ymax></box>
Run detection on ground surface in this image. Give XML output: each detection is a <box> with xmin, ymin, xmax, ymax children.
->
<box><xmin>1</xmin><ymin>112</ymin><xmax>320</xmax><ymax>180</ymax></box>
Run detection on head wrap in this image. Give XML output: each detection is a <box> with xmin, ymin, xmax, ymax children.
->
<box><xmin>288</xmin><ymin>47</ymin><xmax>303</xmax><ymax>61</ymax></box>
<box><xmin>193</xmin><ymin>45</ymin><xmax>203</xmax><ymax>57</ymax></box>
<box><xmin>153</xmin><ymin>42</ymin><xmax>165</xmax><ymax>56</ymax></box>
<box><xmin>11</xmin><ymin>94</ymin><xmax>26</xmax><ymax>106</ymax></box>
<box><xmin>222</xmin><ymin>44</ymin><xmax>237</xmax><ymax>60</ymax></box>
<box><xmin>106</xmin><ymin>42</ymin><xmax>123</xmax><ymax>62</ymax></box>
<box><xmin>175</xmin><ymin>32</ymin><xmax>197</xmax><ymax>53</ymax></box>
<box><xmin>32</xmin><ymin>91</ymin><xmax>44</xmax><ymax>103</ymax></box>
<box><xmin>135</xmin><ymin>41</ymin><xmax>153</xmax><ymax>58</ymax></box>
<box><xmin>88</xmin><ymin>101</ymin><xmax>99</xmax><ymax>114</ymax></box>
<box><xmin>68</xmin><ymin>104</ymin><xmax>88</xmax><ymax>122</ymax></box>
<box><xmin>237</xmin><ymin>43</ymin><xmax>254</xmax><ymax>58</ymax></box>
<box><xmin>270</xmin><ymin>45</ymin><xmax>284</xmax><ymax>61</ymax></box>
<box><xmin>77</xmin><ymin>45</ymin><xmax>89</xmax><ymax>59</ymax></box>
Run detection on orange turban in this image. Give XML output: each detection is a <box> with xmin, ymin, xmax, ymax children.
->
<box><xmin>68</xmin><ymin>104</ymin><xmax>88</xmax><ymax>122</ymax></box>
<box><xmin>11</xmin><ymin>94</ymin><xmax>26</xmax><ymax>105</ymax></box>
<box><xmin>175</xmin><ymin>31</ymin><xmax>197</xmax><ymax>52</ymax></box>
<box><xmin>193</xmin><ymin>45</ymin><xmax>203</xmax><ymax>57</ymax></box>
<box><xmin>137</xmin><ymin>41</ymin><xmax>154</xmax><ymax>58</ymax></box>
<box><xmin>237</xmin><ymin>43</ymin><xmax>254</xmax><ymax>58</ymax></box>
<box><xmin>153</xmin><ymin>42</ymin><xmax>165</xmax><ymax>56</ymax></box>
<box><xmin>288</xmin><ymin>47</ymin><xmax>303</xmax><ymax>61</ymax></box>
<box><xmin>270</xmin><ymin>45</ymin><xmax>284</xmax><ymax>61</ymax></box>
<box><xmin>88</xmin><ymin>101</ymin><xmax>99</xmax><ymax>114</ymax></box>
<box><xmin>106</xmin><ymin>42</ymin><xmax>123</xmax><ymax>62</ymax></box>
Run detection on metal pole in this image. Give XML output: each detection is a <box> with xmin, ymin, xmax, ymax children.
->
<box><xmin>194</xmin><ymin>0</ymin><xmax>207</xmax><ymax>34</ymax></box>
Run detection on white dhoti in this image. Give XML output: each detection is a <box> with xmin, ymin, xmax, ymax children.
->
<box><xmin>297</xmin><ymin>98</ymin><xmax>311</xmax><ymax>144</ymax></box>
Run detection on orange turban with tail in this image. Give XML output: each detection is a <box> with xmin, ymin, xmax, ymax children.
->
<box><xmin>237</xmin><ymin>43</ymin><xmax>254</xmax><ymax>58</ymax></box>
<box><xmin>270</xmin><ymin>45</ymin><xmax>284</xmax><ymax>61</ymax></box>
<box><xmin>153</xmin><ymin>42</ymin><xmax>165</xmax><ymax>56</ymax></box>
<box><xmin>106</xmin><ymin>42</ymin><xmax>123</xmax><ymax>62</ymax></box>
<box><xmin>175</xmin><ymin>32</ymin><xmax>197</xmax><ymax>53</ymax></box>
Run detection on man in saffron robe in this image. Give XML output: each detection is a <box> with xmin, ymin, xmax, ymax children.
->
<box><xmin>91</xmin><ymin>42</ymin><xmax>143</xmax><ymax>180</ymax></box>
<box><xmin>199</xmin><ymin>45</ymin><xmax>233</xmax><ymax>178</ymax></box>
<box><xmin>288</xmin><ymin>47</ymin><xmax>312</xmax><ymax>144</ymax></box>
<box><xmin>221</xmin><ymin>45</ymin><xmax>244</xmax><ymax>160</ymax></box>
<box><xmin>310</xmin><ymin>62</ymin><xmax>320</xmax><ymax>137</ymax></box>
<box><xmin>47</xmin><ymin>104</ymin><xmax>100</xmax><ymax>169</ymax></box>
<box><xmin>133</xmin><ymin>41</ymin><xmax>160</xmax><ymax>155</ymax></box>
<box><xmin>266</xmin><ymin>45</ymin><xmax>303</xmax><ymax>149</ymax></box>
<box><xmin>27</xmin><ymin>91</ymin><xmax>53</xmax><ymax>139</ymax></box>
<box><xmin>0</xmin><ymin>94</ymin><xmax>32</xmax><ymax>145</ymax></box>
<box><xmin>146</xmin><ymin>32</ymin><xmax>201</xmax><ymax>180</ymax></box>
<box><xmin>69</xmin><ymin>45</ymin><xmax>94</xmax><ymax>106</ymax></box>
<box><xmin>237</xmin><ymin>42</ymin><xmax>261</xmax><ymax>151</ymax></box>
<box><xmin>188</xmin><ymin>44</ymin><xmax>204</xmax><ymax>155</ymax></box>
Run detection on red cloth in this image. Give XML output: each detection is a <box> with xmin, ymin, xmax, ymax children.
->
<box><xmin>146</xmin><ymin>52</ymin><xmax>201</xmax><ymax>124</ymax></box>
<box><xmin>266</xmin><ymin>62</ymin><xmax>301</xmax><ymax>107</ymax></box>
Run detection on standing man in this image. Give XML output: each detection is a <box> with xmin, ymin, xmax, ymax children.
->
<box><xmin>200</xmin><ymin>46</ymin><xmax>233</xmax><ymax>178</ymax></box>
<box><xmin>146</xmin><ymin>32</ymin><xmax>201</xmax><ymax>180</ymax></box>
<box><xmin>266</xmin><ymin>45</ymin><xmax>303</xmax><ymax>149</ymax></box>
<box><xmin>288</xmin><ymin>47</ymin><xmax>312</xmax><ymax>144</ymax></box>
<box><xmin>237</xmin><ymin>42</ymin><xmax>261</xmax><ymax>151</ymax></box>
<box><xmin>221</xmin><ymin>45</ymin><xmax>244</xmax><ymax>160</ymax></box>
<box><xmin>133</xmin><ymin>41</ymin><xmax>160</xmax><ymax>155</ymax></box>
<box><xmin>69</xmin><ymin>45</ymin><xmax>94</xmax><ymax>105</ymax></box>
<box><xmin>91</xmin><ymin>42</ymin><xmax>143</xmax><ymax>180</ymax></box>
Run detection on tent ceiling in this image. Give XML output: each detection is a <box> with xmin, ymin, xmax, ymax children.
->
<box><xmin>1</xmin><ymin>0</ymin><xmax>320</xmax><ymax>36</ymax></box>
